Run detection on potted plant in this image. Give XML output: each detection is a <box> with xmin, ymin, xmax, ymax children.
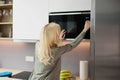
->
<box><xmin>0</xmin><ymin>0</ymin><xmax>5</xmax><ymax>4</ymax></box>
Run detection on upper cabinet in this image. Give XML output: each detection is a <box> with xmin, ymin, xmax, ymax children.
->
<box><xmin>0</xmin><ymin>0</ymin><xmax>13</xmax><ymax>39</ymax></box>
<box><xmin>49</xmin><ymin>0</ymin><xmax>91</xmax><ymax>12</ymax></box>
<box><xmin>13</xmin><ymin>0</ymin><xmax>91</xmax><ymax>42</ymax></box>
<box><xmin>13</xmin><ymin>0</ymin><xmax>48</xmax><ymax>41</ymax></box>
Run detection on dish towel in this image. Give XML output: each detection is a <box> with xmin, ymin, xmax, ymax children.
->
<box><xmin>0</xmin><ymin>71</ymin><xmax>12</xmax><ymax>77</ymax></box>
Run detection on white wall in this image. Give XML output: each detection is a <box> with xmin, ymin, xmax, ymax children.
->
<box><xmin>0</xmin><ymin>40</ymin><xmax>90</xmax><ymax>76</ymax></box>
<box><xmin>61</xmin><ymin>40</ymin><xmax>90</xmax><ymax>76</ymax></box>
<box><xmin>0</xmin><ymin>40</ymin><xmax>35</xmax><ymax>71</ymax></box>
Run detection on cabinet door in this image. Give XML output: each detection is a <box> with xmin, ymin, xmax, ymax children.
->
<box><xmin>49</xmin><ymin>0</ymin><xmax>91</xmax><ymax>12</ymax></box>
<box><xmin>13</xmin><ymin>0</ymin><xmax>48</xmax><ymax>41</ymax></box>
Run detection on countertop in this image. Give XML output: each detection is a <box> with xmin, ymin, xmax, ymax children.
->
<box><xmin>0</xmin><ymin>68</ymin><xmax>89</xmax><ymax>80</ymax></box>
<box><xmin>75</xmin><ymin>76</ymin><xmax>90</xmax><ymax>80</ymax></box>
<box><xmin>0</xmin><ymin>68</ymin><xmax>30</xmax><ymax>80</ymax></box>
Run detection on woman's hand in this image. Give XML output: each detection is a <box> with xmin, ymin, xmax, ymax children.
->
<box><xmin>83</xmin><ymin>20</ymin><xmax>90</xmax><ymax>32</ymax></box>
<box><xmin>59</xmin><ymin>29</ymin><xmax>66</xmax><ymax>40</ymax></box>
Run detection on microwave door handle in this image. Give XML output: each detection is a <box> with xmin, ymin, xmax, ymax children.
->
<box><xmin>49</xmin><ymin>11</ymin><xmax>90</xmax><ymax>16</ymax></box>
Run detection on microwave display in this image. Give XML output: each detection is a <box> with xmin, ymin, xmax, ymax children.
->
<box><xmin>49</xmin><ymin>11</ymin><xmax>90</xmax><ymax>39</ymax></box>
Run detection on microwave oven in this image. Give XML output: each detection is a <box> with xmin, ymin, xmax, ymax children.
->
<box><xmin>49</xmin><ymin>11</ymin><xmax>90</xmax><ymax>39</ymax></box>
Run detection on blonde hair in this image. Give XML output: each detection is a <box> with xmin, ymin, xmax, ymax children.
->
<box><xmin>37</xmin><ymin>22</ymin><xmax>61</xmax><ymax>65</ymax></box>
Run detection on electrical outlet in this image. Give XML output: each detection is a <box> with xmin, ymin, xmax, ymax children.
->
<box><xmin>25</xmin><ymin>56</ymin><xmax>34</xmax><ymax>62</ymax></box>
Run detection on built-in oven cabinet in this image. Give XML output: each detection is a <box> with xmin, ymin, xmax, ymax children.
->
<box><xmin>49</xmin><ymin>0</ymin><xmax>91</xmax><ymax>12</ymax></box>
<box><xmin>13</xmin><ymin>0</ymin><xmax>48</xmax><ymax>42</ymax></box>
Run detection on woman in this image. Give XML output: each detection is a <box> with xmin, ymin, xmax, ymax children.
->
<box><xmin>28</xmin><ymin>21</ymin><xmax>90</xmax><ymax>80</ymax></box>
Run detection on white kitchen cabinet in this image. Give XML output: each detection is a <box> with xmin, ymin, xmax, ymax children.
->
<box><xmin>49</xmin><ymin>0</ymin><xmax>91</xmax><ymax>12</ymax></box>
<box><xmin>13</xmin><ymin>0</ymin><xmax>48</xmax><ymax>41</ymax></box>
